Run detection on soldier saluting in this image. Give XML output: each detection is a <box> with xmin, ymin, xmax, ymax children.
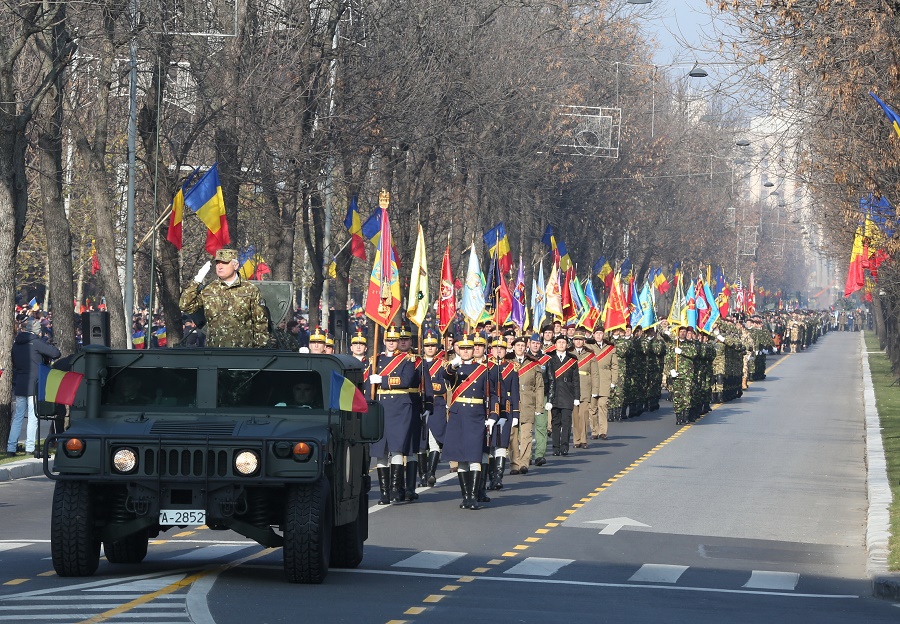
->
<box><xmin>179</xmin><ymin>248</ymin><xmax>268</xmax><ymax>348</ymax></box>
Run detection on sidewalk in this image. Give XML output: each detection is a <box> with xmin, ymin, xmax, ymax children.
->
<box><xmin>0</xmin><ymin>457</ymin><xmax>45</xmax><ymax>481</ymax></box>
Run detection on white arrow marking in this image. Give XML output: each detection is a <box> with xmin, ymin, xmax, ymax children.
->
<box><xmin>585</xmin><ymin>517</ymin><xmax>650</xmax><ymax>535</ymax></box>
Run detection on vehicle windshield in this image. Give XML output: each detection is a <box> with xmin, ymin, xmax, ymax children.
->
<box><xmin>217</xmin><ymin>369</ymin><xmax>324</xmax><ymax>409</ymax></box>
<box><xmin>102</xmin><ymin>367</ymin><xmax>198</xmax><ymax>407</ymax></box>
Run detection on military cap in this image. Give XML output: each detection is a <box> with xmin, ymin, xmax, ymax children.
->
<box><xmin>529</xmin><ymin>332</ymin><xmax>541</xmax><ymax>342</ymax></box>
<box><xmin>554</xmin><ymin>333</ymin><xmax>568</xmax><ymax>343</ymax></box>
<box><xmin>572</xmin><ymin>329</ymin><xmax>587</xmax><ymax>340</ymax></box>
<box><xmin>214</xmin><ymin>248</ymin><xmax>238</xmax><ymax>263</ymax></box>
<box><xmin>351</xmin><ymin>330</ymin><xmax>367</xmax><ymax>345</ymax></box>
<box><xmin>423</xmin><ymin>330</ymin><xmax>439</xmax><ymax>346</ymax></box>
<box><xmin>491</xmin><ymin>337</ymin><xmax>508</xmax><ymax>348</ymax></box>
<box><xmin>309</xmin><ymin>327</ymin><xmax>326</xmax><ymax>343</ymax></box>
<box><xmin>384</xmin><ymin>325</ymin><xmax>401</xmax><ymax>340</ymax></box>
<box><xmin>456</xmin><ymin>334</ymin><xmax>475</xmax><ymax>348</ymax></box>
<box><xmin>399</xmin><ymin>326</ymin><xmax>412</xmax><ymax>339</ymax></box>
<box><xmin>510</xmin><ymin>336</ymin><xmax>526</xmax><ymax>346</ymax></box>
<box><xmin>474</xmin><ymin>334</ymin><xmax>487</xmax><ymax>346</ymax></box>
<box><xmin>325</xmin><ymin>335</ymin><xmax>334</xmax><ymax>347</ymax></box>
<box><xmin>541</xmin><ymin>324</ymin><xmax>554</xmax><ymax>333</ymax></box>
<box><xmin>564</xmin><ymin>323</ymin><xmax>576</xmax><ymax>330</ymax></box>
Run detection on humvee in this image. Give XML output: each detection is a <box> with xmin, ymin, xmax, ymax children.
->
<box><xmin>43</xmin><ymin>282</ymin><xmax>383</xmax><ymax>584</ymax></box>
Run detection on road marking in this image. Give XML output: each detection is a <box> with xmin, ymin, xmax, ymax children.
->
<box><xmin>368</xmin><ymin>472</ymin><xmax>457</xmax><ymax>514</ymax></box>
<box><xmin>0</xmin><ymin>544</ymin><xmax>30</xmax><ymax>554</ymax></box>
<box><xmin>84</xmin><ymin>575</ymin><xmax>190</xmax><ymax>593</ymax></box>
<box><xmin>165</xmin><ymin>545</ymin><xmax>251</xmax><ymax>562</ymax></box>
<box><xmin>629</xmin><ymin>564</ymin><xmax>688</xmax><ymax>584</ymax></box>
<box><xmin>1</xmin><ymin>580</ymin><xmax>27</xmax><ymax>586</ymax></box>
<box><xmin>742</xmin><ymin>570</ymin><xmax>799</xmax><ymax>591</ymax></box>
<box><xmin>503</xmin><ymin>557</ymin><xmax>574</xmax><ymax>577</ymax></box>
<box><xmin>392</xmin><ymin>551</ymin><xmax>466</xmax><ymax>570</ymax></box>
<box><xmin>585</xmin><ymin>517</ymin><xmax>650</xmax><ymax>535</ymax></box>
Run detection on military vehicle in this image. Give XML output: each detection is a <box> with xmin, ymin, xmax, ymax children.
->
<box><xmin>43</xmin><ymin>282</ymin><xmax>383</xmax><ymax>584</ymax></box>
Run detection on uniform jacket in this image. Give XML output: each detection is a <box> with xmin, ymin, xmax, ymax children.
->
<box><xmin>516</xmin><ymin>350</ymin><xmax>549</xmax><ymax>422</ymax></box>
<box><xmin>11</xmin><ymin>331</ymin><xmax>61</xmax><ymax>397</ymax></box>
<box><xmin>180</xmin><ymin>276</ymin><xmax>269</xmax><ymax>348</ymax></box>
<box><xmin>544</xmin><ymin>350</ymin><xmax>581</xmax><ymax>408</ymax></box>
<box><xmin>592</xmin><ymin>341</ymin><xmax>617</xmax><ymax>397</ymax></box>
<box><xmin>574</xmin><ymin>348</ymin><xmax>599</xmax><ymax>400</ymax></box>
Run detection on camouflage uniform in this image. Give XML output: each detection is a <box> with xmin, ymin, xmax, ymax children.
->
<box><xmin>180</xmin><ymin>276</ymin><xmax>269</xmax><ymax>348</ymax></box>
<box><xmin>669</xmin><ymin>337</ymin><xmax>698</xmax><ymax>425</ymax></box>
<box><xmin>645</xmin><ymin>333</ymin><xmax>666</xmax><ymax>411</ymax></box>
<box><xmin>607</xmin><ymin>335</ymin><xmax>631</xmax><ymax>421</ymax></box>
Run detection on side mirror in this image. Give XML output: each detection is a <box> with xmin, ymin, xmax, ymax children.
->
<box><xmin>359</xmin><ymin>400</ymin><xmax>384</xmax><ymax>442</ymax></box>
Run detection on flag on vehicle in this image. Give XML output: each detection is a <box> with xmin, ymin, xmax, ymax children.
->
<box><xmin>329</xmin><ymin>371</ymin><xmax>368</xmax><ymax>412</ymax></box>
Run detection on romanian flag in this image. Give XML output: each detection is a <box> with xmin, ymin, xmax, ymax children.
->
<box><xmin>344</xmin><ymin>195</ymin><xmax>366</xmax><ymax>260</ymax></box>
<box><xmin>540</xmin><ymin>225</ymin><xmax>572</xmax><ymax>271</ymax></box>
<box><xmin>90</xmin><ymin>240</ymin><xmax>100</xmax><ymax>275</ymax></box>
<box><xmin>364</xmin><ymin>198</ymin><xmax>401</xmax><ymax>328</ymax></box>
<box><xmin>166</xmin><ymin>186</ymin><xmax>185</xmax><ymax>250</ymax></box>
<box><xmin>28</xmin><ymin>297</ymin><xmax>38</xmax><ymax>311</ymax></box>
<box><xmin>483</xmin><ymin>222</ymin><xmax>512</xmax><ymax>274</ymax></box>
<box><xmin>38</xmin><ymin>364</ymin><xmax>83</xmax><ymax>405</ymax></box>
<box><xmin>238</xmin><ymin>246</ymin><xmax>257</xmax><ymax>279</ymax></box>
<box><xmin>844</xmin><ymin>224</ymin><xmax>867</xmax><ymax>297</ymax></box>
<box><xmin>183</xmin><ymin>163</ymin><xmax>230</xmax><ymax>255</ymax></box>
<box><xmin>870</xmin><ymin>92</ymin><xmax>900</xmax><ymax>139</ymax></box>
<box><xmin>361</xmin><ymin>206</ymin><xmax>400</xmax><ymax>267</ymax></box>
<box><xmin>654</xmin><ymin>268</ymin><xmax>669</xmax><ymax>293</ymax></box>
<box><xmin>155</xmin><ymin>326</ymin><xmax>167</xmax><ymax>347</ymax></box>
<box><xmin>132</xmin><ymin>330</ymin><xmax>145</xmax><ymax>349</ymax></box>
<box><xmin>560</xmin><ymin>265</ymin><xmax>575</xmax><ymax>322</ymax></box>
<box><xmin>594</xmin><ymin>257</ymin><xmax>613</xmax><ymax>291</ymax></box>
<box><xmin>329</xmin><ymin>370</ymin><xmax>368</xmax><ymax>412</ymax></box>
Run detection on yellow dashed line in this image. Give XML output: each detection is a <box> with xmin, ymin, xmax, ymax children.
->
<box><xmin>525</xmin><ymin>537</ymin><xmax>540</xmax><ymax>543</ymax></box>
<box><xmin>423</xmin><ymin>595</ymin><xmax>444</xmax><ymax>603</ymax></box>
<box><xmin>536</xmin><ymin>528</ymin><xmax>550</xmax><ymax>534</ymax></box>
<box><xmin>37</xmin><ymin>571</ymin><xmax>55</xmax><ymax>577</ymax></box>
<box><xmin>472</xmin><ymin>567</ymin><xmax>489</xmax><ymax>573</ymax></box>
<box><xmin>150</xmin><ymin>540</ymin><xmax>165</xmax><ymax>545</ymax></box>
<box><xmin>564</xmin><ymin>509</ymin><xmax>576</xmax><ymax>514</ymax></box>
<box><xmin>501</xmin><ymin>551</ymin><xmax>518</xmax><ymax>557</ymax></box>
<box><xmin>513</xmin><ymin>545</ymin><xmax>529</xmax><ymax>551</ymax></box>
<box><xmin>554</xmin><ymin>516</ymin><xmax>567</xmax><ymax>521</ymax></box>
<box><xmin>405</xmin><ymin>607</ymin><xmax>426</xmax><ymax>615</ymax></box>
<box><xmin>173</xmin><ymin>531</ymin><xmax>195</xmax><ymax>538</ymax></box>
<box><xmin>572</xmin><ymin>503</ymin><xmax>584</xmax><ymax>508</ymax></box>
<box><xmin>579</xmin><ymin>498</ymin><xmax>591</xmax><ymax>502</ymax></box>
<box><xmin>545</xmin><ymin>522</ymin><xmax>559</xmax><ymax>527</ymax></box>
<box><xmin>386</xmin><ymin>620</ymin><xmax>408</xmax><ymax>624</ymax></box>
<box><xmin>487</xmin><ymin>559</ymin><xmax>504</xmax><ymax>565</ymax></box>
<box><xmin>458</xmin><ymin>576</ymin><xmax>476</xmax><ymax>582</ymax></box>
<box><xmin>3</xmin><ymin>579</ymin><xmax>27</xmax><ymax>586</ymax></box>
<box><xmin>442</xmin><ymin>585</ymin><xmax>460</xmax><ymax>591</ymax></box>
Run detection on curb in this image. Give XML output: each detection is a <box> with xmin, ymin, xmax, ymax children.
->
<box><xmin>860</xmin><ymin>332</ymin><xmax>900</xmax><ymax>599</ymax></box>
<box><xmin>0</xmin><ymin>458</ymin><xmax>44</xmax><ymax>482</ymax></box>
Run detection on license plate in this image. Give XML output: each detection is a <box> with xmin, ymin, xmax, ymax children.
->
<box><xmin>158</xmin><ymin>509</ymin><xmax>206</xmax><ymax>526</ymax></box>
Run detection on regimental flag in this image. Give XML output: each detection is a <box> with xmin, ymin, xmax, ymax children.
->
<box><xmin>667</xmin><ymin>273</ymin><xmax>686</xmax><ymax>327</ymax></box>
<box><xmin>483</xmin><ymin>250</ymin><xmax>512</xmax><ymax>326</ymax></box>
<box><xmin>38</xmin><ymin>364</ymin><xmax>83</xmax><ymax>405</ymax></box>
<box><xmin>132</xmin><ymin>330</ymin><xmax>146</xmax><ymax>349</ymax></box>
<box><xmin>620</xmin><ymin>258</ymin><xmax>632</xmax><ymax>279</ymax></box>
<box><xmin>544</xmin><ymin>262</ymin><xmax>563</xmax><ymax>319</ymax></box>
<box><xmin>584</xmin><ymin>277</ymin><xmax>599</xmax><ymax>308</ymax></box>
<box><xmin>438</xmin><ymin>245</ymin><xmax>455</xmax><ymax>334</ymax></box>
<box><xmin>361</xmin><ymin>206</ymin><xmax>401</xmax><ymax>267</ymax></box>
<box><xmin>844</xmin><ymin>224</ymin><xmax>867</xmax><ymax>297</ymax></box>
<box><xmin>407</xmin><ymin>223</ymin><xmax>430</xmax><ymax>327</ymax></box>
<box><xmin>702</xmin><ymin>280</ymin><xmax>721</xmax><ymax>334</ymax></box>
<box><xmin>238</xmin><ymin>246</ymin><xmax>257</xmax><ymax>279</ymax></box>
<box><xmin>636</xmin><ymin>281</ymin><xmax>657</xmax><ymax>329</ymax></box>
<box><xmin>511</xmin><ymin>259</ymin><xmax>527</xmax><ymax>329</ymax></box>
<box><xmin>182</xmin><ymin>163</ymin><xmax>230</xmax><ymax>255</ymax></box>
<box><xmin>748</xmin><ymin>272</ymin><xmax>757</xmax><ymax>314</ymax></box>
<box><xmin>155</xmin><ymin>326</ymin><xmax>167</xmax><ymax>347</ymax></box>
<box><xmin>685</xmin><ymin>280</ymin><xmax>698</xmax><ymax>329</ymax></box>
<box><xmin>695</xmin><ymin>278</ymin><xmax>711</xmax><ymax>329</ymax></box>
<box><xmin>629</xmin><ymin>276</ymin><xmax>642</xmax><ymax>328</ymax></box>
<box><xmin>329</xmin><ymin>370</ymin><xmax>368</xmax><ymax>412</ymax></box>
<box><xmin>364</xmin><ymin>195</ymin><xmax>402</xmax><ymax>328</ymax></box>
<box><xmin>90</xmin><ymin>239</ymin><xmax>100</xmax><ymax>275</ymax></box>
<box><xmin>28</xmin><ymin>297</ymin><xmax>38</xmax><ymax>311</ymax></box>
<box><xmin>461</xmin><ymin>244</ymin><xmax>486</xmax><ymax>325</ymax></box>
<box><xmin>540</xmin><ymin>225</ymin><xmax>572</xmax><ymax>271</ymax></box>
<box><xmin>167</xmin><ymin>186</ymin><xmax>185</xmax><ymax>250</ymax></box>
<box><xmin>735</xmin><ymin>277</ymin><xmax>745</xmax><ymax>313</ymax></box>
<box><xmin>561</xmin><ymin>265</ymin><xmax>576</xmax><ymax>322</ymax></box>
<box><xmin>484</xmin><ymin>222</ymin><xmax>513</xmax><ymax>274</ymax></box>
<box><xmin>531</xmin><ymin>262</ymin><xmax>546</xmax><ymax>332</ymax></box>
<box><xmin>870</xmin><ymin>92</ymin><xmax>900</xmax><ymax>139</ymax></box>
<box><xmin>603</xmin><ymin>274</ymin><xmax>628</xmax><ymax>332</ymax></box>
<box><xmin>344</xmin><ymin>195</ymin><xmax>367</xmax><ymax>260</ymax></box>
<box><xmin>654</xmin><ymin>268</ymin><xmax>669</xmax><ymax>293</ymax></box>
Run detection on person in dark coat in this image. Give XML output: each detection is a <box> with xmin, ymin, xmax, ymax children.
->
<box><xmin>543</xmin><ymin>333</ymin><xmax>580</xmax><ymax>457</ymax></box>
<box><xmin>420</xmin><ymin>330</ymin><xmax>447</xmax><ymax>487</ymax></box>
<box><xmin>7</xmin><ymin>319</ymin><xmax>61</xmax><ymax>457</ymax></box>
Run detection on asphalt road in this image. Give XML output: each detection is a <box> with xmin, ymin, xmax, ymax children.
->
<box><xmin>0</xmin><ymin>330</ymin><xmax>897</xmax><ymax>623</ymax></box>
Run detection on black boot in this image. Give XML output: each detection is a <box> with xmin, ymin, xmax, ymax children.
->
<box><xmin>468</xmin><ymin>471</ymin><xmax>483</xmax><ymax>510</ymax></box>
<box><xmin>417</xmin><ymin>451</ymin><xmax>428</xmax><ymax>487</ymax></box>
<box><xmin>620</xmin><ymin>406</ymin><xmax>627</xmax><ymax>421</ymax></box>
<box><xmin>675</xmin><ymin>412</ymin><xmax>684</xmax><ymax>425</ymax></box>
<box><xmin>607</xmin><ymin>408</ymin><xmax>615</xmax><ymax>422</ymax></box>
<box><xmin>493</xmin><ymin>457</ymin><xmax>506</xmax><ymax>490</ymax></box>
<box><xmin>476</xmin><ymin>464</ymin><xmax>491</xmax><ymax>503</ymax></box>
<box><xmin>390</xmin><ymin>463</ymin><xmax>404</xmax><ymax>503</ymax></box>
<box><xmin>377</xmin><ymin>467</ymin><xmax>390</xmax><ymax>505</ymax></box>
<box><xmin>458</xmin><ymin>472</ymin><xmax>469</xmax><ymax>509</ymax></box>
<box><xmin>486</xmin><ymin>456</ymin><xmax>497</xmax><ymax>491</ymax></box>
<box><xmin>405</xmin><ymin>460</ymin><xmax>419</xmax><ymax>501</ymax></box>
<box><xmin>426</xmin><ymin>450</ymin><xmax>441</xmax><ymax>486</ymax></box>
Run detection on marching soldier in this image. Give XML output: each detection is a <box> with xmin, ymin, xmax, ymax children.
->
<box><xmin>543</xmin><ymin>333</ymin><xmax>581</xmax><ymax>456</ymax></box>
<box><xmin>591</xmin><ymin>327</ymin><xmax>615</xmax><ymax>439</ymax></box>
<box><xmin>443</xmin><ymin>334</ymin><xmax>496</xmax><ymax>510</ymax></box>
<box><xmin>487</xmin><ymin>337</ymin><xmax>519</xmax><ymax>490</ymax></box>
<box><xmin>420</xmin><ymin>330</ymin><xmax>446</xmax><ymax>487</ymax></box>
<box><xmin>571</xmin><ymin>329</ymin><xmax>599</xmax><ymax>448</ymax></box>
<box><xmin>324</xmin><ymin>334</ymin><xmax>335</xmax><ymax>354</ymax></box>
<box><xmin>369</xmin><ymin>326</ymin><xmax>421</xmax><ymax>504</ymax></box>
<box><xmin>509</xmin><ymin>335</ymin><xmax>548</xmax><ymax>473</ymax></box>
<box><xmin>607</xmin><ymin>327</ymin><xmax>630</xmax><ymax>421</ymax></box>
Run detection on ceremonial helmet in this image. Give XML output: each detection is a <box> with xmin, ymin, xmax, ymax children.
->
<box><xmin>423</xmin><ymin>330</ymin><xmax>440</xmax><ymax>346</ymax></box>
<box><xmin>490</xmin><ymin>336</ymin><xmax>508</xmax><ymax>348</ymax></box>
<box><xmin>456</xmin><ymin>333</ymin><xmax>475</xmax><ymax>348</ymax></box>
<box><xmin>351</xmin><ymin>330</ymin><xmax>367</xmax><ymax>345</ymax></box>
<box><xmin>309</xmin><ymin>327</ymin><xmax>326</xmax><ymax>343</ymax></box>
<box><xmin>384</xmin><ymin>325</ymin><xmax>401</xmax><ymax>340</ymax></box>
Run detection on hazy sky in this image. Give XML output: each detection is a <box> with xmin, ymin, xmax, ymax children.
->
<box><xmin>633</xmin><ymin>0</ymin><xmax>730</xmax><ymax>65</ymax></box>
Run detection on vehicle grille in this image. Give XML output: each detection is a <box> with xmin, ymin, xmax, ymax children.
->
<box><xmin>149</xmin><ymin>422</ymin><xmax>237</xmax><ymax>436</ymax></box>
<box><xmin>142</xmin><ymin>448</ymin><xmax>231</xmax><ymax>477</ymax></box>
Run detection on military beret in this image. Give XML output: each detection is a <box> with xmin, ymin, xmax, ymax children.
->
<box><xmin>511</xmin><ymin>336</ymin><xmax>526</xmax><ymax>346</ymax></box>
<box><xmin>529</xmin><ymin>333</ymin><xmax>541</xmax><ymax>342</ymax></box>
<box><xmin>554</xmin><ymin>333</ymin><xmax>568</xmax><ymax>343</ymax></box>
<box><xmin>214</xmin><ymin>248</ymin><xmax>238</xmax><ymax>263</ymax></box>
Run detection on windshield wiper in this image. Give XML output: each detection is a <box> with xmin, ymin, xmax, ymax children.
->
<box><xmin>103</xmin><ymin>353</ymin><xmax>145</xmax><ymax>385</ymax></box>
<box><xmin>232</xmin><ymin>355</ymin><xmax>280</xmax><ymax>394</ymax></box>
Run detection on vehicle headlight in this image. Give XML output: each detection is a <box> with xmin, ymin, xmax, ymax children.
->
<box><xmin>112</xmin><ymin>448</ymin><xmax>137</xmax><ymax>473</ymax></box>
<box><xmin>234</xmin><ymin>450</ymin><xmax>259</xmax><ymax>475</ymax></box>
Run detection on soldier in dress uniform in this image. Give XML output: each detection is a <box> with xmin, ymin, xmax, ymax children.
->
<box><xmin>509</xmin><ymin>335</ymin><xmax>547</xmax><ymax>474</ymax></box>
<box><xmin>443</xmin><ymin>334</ymin><xmax>496</xmax><ymax>510</ymax></box>
<box><xmin>543</xmin><ymin>333</ymin><xmax>580</xmax><ymax>456</ymax></box>
<box><xmin>397</xmin><ymin>325</ymin><xmax>426</xmax><ymax>486</ymax></box>
<box><xmin>179</xmin><ymin>248</ymin><xmax>269</xmax><ymax>348</ymax></box>
<box><xmin>420</xmin><ymin>330</ymin><xmax>446</xmax><ymax>486</ymax></box>
<box><xmin>487</xmin><ymin>337</ymin><xmax>519</xmax><ymax>490</ymax></box>
<box><xmin>369</xmin><ymin>326</ymin><xmax>421</xmax><ymax>504</ymax></box>
<box><xmin>325</xmin><ymin>334</ymin><xmax>335</xmax><ymax>354</ymax></box>
<box><xmin>350</xmin><ymin>330</ymin><xmax>368</xmax><ymax>363</ymax></box>
<box><xmin>541</xmin><ymin>325</ymin><xmax>555</xmax><ymax>353</ymax></box>
<box><xmin>571</xmin><ymin>329</ymin><xmax>599</xmax><ymax>448</ymax></box>
<box><xmin>590</xmin><ymin>327</ymin><xmax>615</xmax><ymax>440</ymax></box>
<box><xmin>308</xmin><ymin>328</ymin><xmax>327</xmax><ymax>354</ymax></box>
<box><xmin>473</xmin><ymin>333</ymin><xmax>488</xmax><ymax>362</ymax></box>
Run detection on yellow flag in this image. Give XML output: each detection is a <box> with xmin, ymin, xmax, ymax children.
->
<box><xmin>407</xmin><ymin>223</ymin><xmax>430</xmax><ymax>327</ymax></box>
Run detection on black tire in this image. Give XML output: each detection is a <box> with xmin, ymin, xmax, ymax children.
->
<box><xmin>283</xmin><ymin>479</ymin><xmax>332</xmax><ymax>583</ymax></box>
<box><xmin>104</xmin><ymin>529</ymin><xmax>149</xmax><ymax>564</ymax></box>
<box><xmin>51</xmin><ymin>481</ymin><xmax>100</xmax><ymax>577</ymax></box>
<box><xmin>330</xmin><ymin>490</ymin><xmax>367</xmax><ymax>569</ymax></box>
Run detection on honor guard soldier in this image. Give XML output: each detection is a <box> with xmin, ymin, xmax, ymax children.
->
<box><xmin>324</xmin><ymin>334</ymin><xmax>335</xmax><ymax>354</ymax></box>
<box><xmin>510</xmin><ymin>334</ymin><xmax>549</xmax><ymax>473</ymax></box>
<box><xmin>398</xmin><ymin>325</ymin><xmax>426</xmax><ymax>485</ymax></box>
<box><xmin>487</xmin><ymin>337</ymin><xmax>519</xmax><ymax>490</ymax></box>
<box><xmin>473</xmin><ymin>333</ymin><xmax>488</xmax><ymax>362</ymax></box>
<box><xmin>571</xmin><ymin>329</ymin><xmax>599</xmax><ymax>448</ymax></box>
<box><xmin>350</xmin><ymin>330</ymin><xmax>368</xmax><ymax>363</ymax></box>
<box><xmin>443</xmin><ymin>334</ymin><xmax>497</xmax><ymax>509</ymax></box>
<box><xmin>421</xmin><ymin>330</ymin><xmax>447</xmax><ymax>486</ymax></box>
<box><xmin>179</xmin><ymin>248</ymin><xmax>269</xmax><ymax>348</ymax></box>
<box><xmin>369</xmin><ymin>326</ymin><xmax>421</xmax><ymax>504</ymax></box>
<box><xmin>590</xmin><ymin>327</ymin><xmax>614</xmax><ymax>439</ymax></box>
<box><xmin>544</xmin><ymin>333</ymin><xmax>581</xmax><ymax>456</ymax></box>
<box><xmin>308</xmin><ymin>328</ymin><xmax>327</xmax><ymax>354</ymax></box>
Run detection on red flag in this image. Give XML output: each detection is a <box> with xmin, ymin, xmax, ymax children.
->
<box><xmin>561</xmin><ymin>266</ymin><xmax>575</xmax><ymax>322</ymax></box>
<box><xmin>364</xmin><ymin>193</ymin><xmax>402</xmax><ymax>327</ymax></box>
<box><xmin>253</xmin><ymin>262</ymin><xmax>271</xmax><ymax>279</ymax></box>
<box><xmin>90</xmin><ymin>244</ymin><xmax>100</xmax><ymax>275</ymax></box>
<box><xmin>603</xmin><ymin>275</ymin><xmax>628</xmax><ymax>331</ymax></box>
<box><xmin>438</xmin><ymin>245</ymin><xmax>456</xmax><ymax>334</ymax></box>
<box><xmin>167</xmin><ymin>187</ymin><xmax>184</xmax><ymax>250</ymax></box>
<box><xmin>495</xmin><ymin>271</ymin><xmax>513</xmax><ymax>326</ymax></box>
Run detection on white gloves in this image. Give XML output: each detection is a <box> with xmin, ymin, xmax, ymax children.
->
<box><xmin>535</xmin><ymin>411</ymin><xmax>542</xmax><ymax>417</ymax></box>
<box><xmin>369</xmin><ymin>374</ymin><xmax>383</xmax><ymax>384</ymax></box>
<box><xmin>716</xmin><ymin>335</ymin><xmax>726</xmax><ymax>343</ymax></box>
<box><xmin>674</xmin><ymin>347</ymin><xmax>682</xmax><ymax>355</ymax></box>
<box><xmin>512</xmin><ymin>418</ymin><xmax>519</xmax><ymax>427</ymax></box>
<box><xmin>670</xmin><ymin>369</ymin><xmax>678</xmax><ymax>377</ymax></box>
<box><xmin>713</xmin><ymin>328</ymin><xmax>720</xmax><ymax>336</ymax></box>
<box><xmin>610</xmin><ymin>383</ymin><xmax>616</xmax><ymax>389</ymax></box>
<box><xmin>422</xmin><ymin>410</ymin><xmax>430</xmax><ymax>419</ymax></box>
<box><xmin>573</xmin><ymin>399</ymin><xmax>580</xmax><ymax>406</ymax></box>
<box><xmin>450</xmin><ymin>355</ymin><xmax>463</xmax><ymax>367</ymax></box>
<box><xmin>544</xmin><ymin>402</ymin><xmax>553</xmax><ymax>411</ymax></box>
<box><xmin>498</xmin><ymin>418</ymin><xmax>508</xmax><ymax>427</ymax></box>
<box><xmin>193</xmin><ymin>261</ymin><xmax>211</xmax><ymax>283</ymax></box>
<box><xmin>485</xmin><ymin>419</ymin><xmax>496</xmax><ymax>432</ymax></box>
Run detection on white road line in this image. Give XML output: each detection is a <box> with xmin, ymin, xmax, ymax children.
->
<box><xmin>84</xmin><ymin>575</ymin><xmax>190</xmax><ymax>593</ymax></box>
<box><xmin>163</xmin><ymin>545</ymin><xmax>252</xmax><ymax>562</ymax></box>
<box><xmin>504</xmin><ymin>557</ymin><xmax>574</xmax><ymax>577</ymax></box>
<box><xmin>368</xmin><ymin>472</ymin><xmax>457</xmax><ymax>514</ymax></box>
<box><xmin>1</xmin><ymin>596</ymin><xmax>182</xmax><ymax>601</ymax></box>
<box><xmin>628</xmin><ymin>564</ymin><xmax>689</xmax><ymax>584</ymax></box>
<box><xmin>391</xmin><ymin>550</ymin><xmax>466</xmax><ymax>570</ymax></box>
<box><xmin>0</xmin><ymin>571</ymin><xmax>199</xmax><ymax>599</ymax></box>
<box><xmin>0</xmin><ymin>540</ymin><xmax>49</xmax><ymax>544</ymax></box>
<box><xmin>0</xmin><ymin>616</ymin><xmax>186</xmax><ymax>621</ymax></box>
<box><xmin>0</xmin><ymin>543</ymin><xmax>30</xmax><ymax>556</ymax></box>
<box><xmin>0</xmin><ymin>604</ymin><xmax>182</xmax><ymax>610</ymax></box>
<box><xmin>742</xmin><ymin>570</ymin><xmax>800</xmax><ymax>591</ymax></box>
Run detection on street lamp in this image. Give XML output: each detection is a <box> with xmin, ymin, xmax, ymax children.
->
<box><xmin>736</xmin><ymin>138</ymin><xmax>750</xmax><ymax>147</ymax></box>
<box><xmin>688</xmin><ymin>63</ymin><xmax>709</xmax><ymax>78</ymax></box>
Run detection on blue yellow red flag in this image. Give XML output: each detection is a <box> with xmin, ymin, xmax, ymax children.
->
<box><xmin>344</xmin><ymin>195</ymin><xmax>366</xmax><ymax>260</ymax></box>
<box><xmin>870</xmin><ymin>92</ymin><xmax>900</xmax><ymax>139</ymax></box>
<box><xmin>183</xmin><ymin>163</ymin><xmax>230</xmax><ymax>255</ymax></box>
<box><xmin>483</xmin><ymin>222</ymin><xmax>512</xmax><ymax>274</ymax></box>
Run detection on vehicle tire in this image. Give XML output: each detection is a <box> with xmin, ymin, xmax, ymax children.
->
<box><xmin>330</xmin><ymin>490</ymin><xmax>366</xmax><ymax>568</ymax></box>
<box><xmin>104</xmin><ymin>529</ymin><xmax>149</xmax><ymax>564</ymax></box>
<box><xmin>283</xmin><ymin>478</ymin><xmax>332</xmax><ymax>583</ymax></box>
<box><xmin>51</xmin><ymin>481</ymin><xmax>100</xmax><ymax>577</ymax></box>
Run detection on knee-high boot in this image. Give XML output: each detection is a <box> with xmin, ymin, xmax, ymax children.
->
<box><xmin>426</xmin><ymin>450</ymin><xmax>441</xmax><ymax>487</ymax></box>
<box><xmin>377</xmin><ymin>467</ymin><xmax>390</xmax><ymax>505</ymax></box>
<box><xmin>416</xmin><ymin>451</ymin><xmax>428</xmax><ymax>487</ymax></box>
<box><xmin>493</xmin><ymin>456</ymin><xmax>506</xmax><ymax>490</ymax></box>
<box><xmin>468</xmin><ymin>471</ymin><xmax>483</xmax><ymax>510</ymax></box>
<box><xmin>458</xmin><ymin>472</ymin><xmax>469</xmax><ymax>509</ymax></box>
<box><xmin>390</xmin><ymin>463</ymin><xmax>404</xmax><ymax>503</ymax></box>
<box><xmin>405</xmin><ymin>460</ymin><xmax>419</xmax><ymax>501</ymax></box>
<box><xmin>486</xmin><ymin>456</ymin><xmax>497</xmax><ymax>490</ymax></box>
<box><xmin>476</xmin><ymin>465</ymin><xmax>491</xmax><ymax>503</ymax></box>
